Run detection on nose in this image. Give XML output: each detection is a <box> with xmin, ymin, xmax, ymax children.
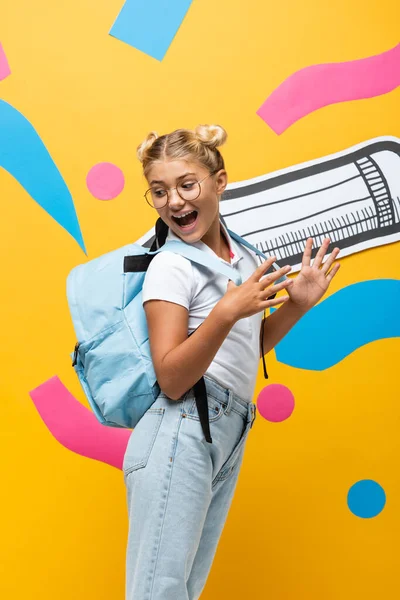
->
<box><xmin>168</xmin><ymin>187</ymin><xmax>185</xmax><ymax>208</ymax></box>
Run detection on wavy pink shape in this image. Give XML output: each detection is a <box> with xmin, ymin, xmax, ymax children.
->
<box><xmin>257</xmin><ymin>43</ymin><xmax>400</xmax><ymax>134</ymax></box>
<box><xmin>0</xmin><ymin>43</ymin><xmax>11</xmax><ymax>81</ymax></box>
<box><xmin>29</xmin><ymin>376</ymin><xmax>131</xmax><ymax>470</ymax></box>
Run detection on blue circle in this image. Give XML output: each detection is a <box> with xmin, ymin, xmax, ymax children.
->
<box><xmin>347</xmin><ymin>480</ymin><xmax>386</xmax><ymax>518</ymax></box>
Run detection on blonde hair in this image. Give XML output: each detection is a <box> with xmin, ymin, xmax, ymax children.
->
<box><xmin>136</xmin><ymin>124</ymin><xmax>227</xmax><ymax>177</ymax></box>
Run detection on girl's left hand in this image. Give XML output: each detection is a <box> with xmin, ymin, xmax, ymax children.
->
<box><xmin>287</xmin><ymin>238</ymin><xmax>340</xmax><ymax>311</ymax></box>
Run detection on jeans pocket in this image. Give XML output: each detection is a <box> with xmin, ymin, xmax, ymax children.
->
<box><xmin>123</xmin><ymin>407</ymin><xmax>165</xmax><ymax>476</ymax></box>
<box><xmin>184</xmin><ymin>392</ymin><xmax>226</xmax><ymax>424</ymax></box>
<box><xmin>212</xmin><ymin>417</ymin><xmax>252</xmax><ymax>486</ymax></box>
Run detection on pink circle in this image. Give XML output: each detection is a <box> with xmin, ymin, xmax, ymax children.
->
<box><xmin>257</xmin><ymin>384</ymin><xmax>295</xmax><ymax>422</ymax></box>
<box><xmin>86</xmin><ymin>162</ymin><xmax>125</xmax><ymax>200</ymax></box>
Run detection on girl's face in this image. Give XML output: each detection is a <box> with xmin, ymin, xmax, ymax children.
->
<box><xmin>145</xmin><ymin>159</ymin><xmax>227</xmax><ymax>243</ymax></box>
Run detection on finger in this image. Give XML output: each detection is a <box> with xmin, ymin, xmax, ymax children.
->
<box><xmin>262</xmin><ymin>294</ymin><xmax>290</xmax><ymax>309</ymax></box>
<box><xmin>326</xmin><ymin>262</ymin><xmax>340</xmax><ymax>282</ymax></box>
<box><xmin>302</xmin><ymin>238</ymin><xmax>313</xmax><ymax>268</ymax></box>
<box><xmin>321</xmin><ymin>247</ymin><xmax>340</xmax><ymax>274</ymax></box>
<box><xmin>252</xmin><ymin>256</ymin><xmax>278</xmax><ymax>281</ymax></box>
<box><xmin>312</xmin><ymin>237</ymin><xmax>330</xmax><ymax>269</ymax></box>
<box><xmin>262</xmin><ymin>277</ymin><xmax>293</xmax><ymax>297</ymax></box>
<box><xmin>258</xmin><ymin>264</ymin><xmax>292</xmax><ymax>286</ymax></box>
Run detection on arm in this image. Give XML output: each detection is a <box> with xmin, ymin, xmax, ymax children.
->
<box><xmin>144</xmin><ymin>299</ymin><xmax>235</xmax><ymax>400</ymax></box>
<box><xmin>259</xmin><ymin>299</ymin><xmax>307</xmax><ymax>357</ymax></box>
<box><xmin>142</xmin><ymin>250</ymin><xmax>236</xmax><ymax>400</ymax></box>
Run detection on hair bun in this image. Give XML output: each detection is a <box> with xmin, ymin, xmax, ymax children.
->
<box><xmin>194</xmin><ymin>124</ymin><xmax>227</xmax><ymax>150</ymax></box>
<box><xmin>136</xmin><ymin>131</ymin><xmax>159</xmax><ymax>163</ymax></box>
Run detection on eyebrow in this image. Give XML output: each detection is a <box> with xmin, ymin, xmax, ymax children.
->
<box><xmin>150</xmin><ymin>172</ymin><xmax>197</xmax><ymax>185</ymax></box>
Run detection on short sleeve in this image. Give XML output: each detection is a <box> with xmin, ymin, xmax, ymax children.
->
<box><xmin>142</xmin><ymin>251</ymin><xmax>193</xmax><ymax>310</ymax></box>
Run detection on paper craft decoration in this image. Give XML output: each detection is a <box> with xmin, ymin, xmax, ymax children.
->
<box><xmin>109</xmin><ymin>0</ymin><xmax>193</xmax><ymax>61</ymax></box>
<box><xmin>272</xmin><ymin>279</ymin><xmax>400</xmax><ymax>370</ymax></box>
<box><xmin>29</xmin><ymin>376</ymin><xmax>130</xmax><ymax>469</ymax></box>
<box><xmin>257</xmin><ymin>43</ymin><xmax>400</xmax><ymax>134</ymax></box>
<box><xmin>257</xmin><ymin>384</ymin><xmax>295</xmax><ymax>422</ymax></box>
<box><xmin>138</xmin><ymin>136</ymin><xmax>400</xmax><ymax>273</ymax></box>
<box><xmin>0</xmin><ymin>42</ymin><xmax>11</xmax><ymax>81</ymax></box>
<box><xmin>347</xmin><ymin>480</ymin><xmax>386</xmax><ymax>519</ymax></box>
<box><xmin>0</xmin><ymin>100</ymin><xmax>85</xmax><ymax>252</ymax></box>
<box><xmin>86</xmin><ymin>162</ymin><xmax>125</xmax><ymax>200</ymax></box>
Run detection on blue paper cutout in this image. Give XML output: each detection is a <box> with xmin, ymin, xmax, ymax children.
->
<box><xmin>109</xmin><ymin>0</ymin><xmax>193</xmax><ymax>61</ymax></box>
<box><xmin>0</xmin><ymin>100</ymin><xmax>85</xmax><ymax>253</ymax></box>
<box><xmin>272</xmin><ymin>279</ymin><xmax>400</xmax><ymax>370</ymax></box>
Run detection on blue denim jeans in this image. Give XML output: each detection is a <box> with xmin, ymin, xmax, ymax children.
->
<box><xmin>122</xmin><ymin>374</ymin><xmax>257</xmax><ymax>600</ymax></box>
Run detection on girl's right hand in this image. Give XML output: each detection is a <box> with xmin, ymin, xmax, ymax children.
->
<box><xmin>222</xmin><ymin>257</ymin><xmax>293</xmax><ymax>322</ymax></box>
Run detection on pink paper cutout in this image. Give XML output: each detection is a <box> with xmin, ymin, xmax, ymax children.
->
<box><xmin>86</xmin><ymin>162</ymin><xmax>125</xmax><ymax>200</ymax></box>
<box><xmin>29</xmin><ymin>376</ymin><xmax>131</xmax><ymax>469</ymax></box>
<box><xmin>0</xmin><ymin>43</ymin><xmax>11</xmax><ymax>81</ymax></box>
<box><xmin>257</xmin><ymin>384</ymin><xmax>295</xmax><ymax>422</ymax></box>
<box><xmin>257</xmin><ymin>43</ymin><xmax>400</xmax><ymax>134</ymax></box>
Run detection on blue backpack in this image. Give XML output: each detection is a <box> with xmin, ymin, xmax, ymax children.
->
<box><xmin>66</xmin><ymin>221</ymin><xmax>284</xmax><ymax>442</ymax></box>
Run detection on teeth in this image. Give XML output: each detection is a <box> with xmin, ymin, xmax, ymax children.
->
<box><xmin>174</xmin><ymin>210</ymin><xmax>195</xmax><ymax>219</ymax></box>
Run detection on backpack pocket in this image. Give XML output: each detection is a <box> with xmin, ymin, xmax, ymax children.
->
<box><xmin>76</xmin><ymin>319</ymin><xmax>157</xmax><ymax>428</ymax></box>
<box><xmin>123</xmin><ymin>407</ymin><xmax>165</xmax><ymax>476</ymax></box>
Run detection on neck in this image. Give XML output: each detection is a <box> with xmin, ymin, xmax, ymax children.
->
<box><xmin>200</xmin><ymin>215</ymin><xmax>231</xmax><ymax>262</ymax></box>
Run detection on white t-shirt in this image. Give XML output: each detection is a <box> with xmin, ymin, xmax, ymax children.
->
<box><xmin>141</xmin><ymin>219</ymin><xmax>263</xmax><ymax>401</ymax></box>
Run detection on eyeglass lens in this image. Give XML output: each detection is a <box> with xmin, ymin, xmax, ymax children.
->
<box><xmin>145</xmin><ymin>180</ymin><xmax>202</xmax><ymax>208</ymax></box>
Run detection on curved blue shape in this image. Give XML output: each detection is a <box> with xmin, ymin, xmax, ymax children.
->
<box><xmin>0</xmin><ymin>100</ymin><xmax>86</xmax><ymax>253</ymax></box>
<box><xmin>274</xmin><ymin>279</ymin><xmax>400</xmax><ymax>370</ymax></box>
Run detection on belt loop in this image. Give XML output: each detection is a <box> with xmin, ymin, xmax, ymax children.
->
<box><xmin>225</xmin><ymin>389</ymin><xmax>233</xmax><ymax>415</ymax></box>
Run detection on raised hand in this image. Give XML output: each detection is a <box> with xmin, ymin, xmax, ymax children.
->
<box><xmin>222</xmin><ymin>256</ymin><xmax>294</xmax><ymax>322</ymax></box>
<box><xmin>287</xmin><ymin>238</ymin><xmax>340</xmax><ymax>311</ymax></box>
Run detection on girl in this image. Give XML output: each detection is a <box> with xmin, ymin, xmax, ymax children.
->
<box><xmin>122</xmin><ymin>124</ymin><xmax>340</xmax><ymax>600</ymax></box>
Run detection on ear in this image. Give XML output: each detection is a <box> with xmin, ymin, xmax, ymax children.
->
<box><xmin>215</xmin><ymin>169</ymin><xmax>228</xmax><ymax>196</ymax></box>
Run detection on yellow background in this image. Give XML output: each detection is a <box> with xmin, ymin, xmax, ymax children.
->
<box><xmin>1</xmin><ymin>0</ymin><xmax>399</xmax><ymax>597</ymax></box>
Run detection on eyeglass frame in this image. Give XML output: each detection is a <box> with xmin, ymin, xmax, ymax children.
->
<box><xmin>144</xmin><ymin>170</ymin><xmax>219</xmax><ymax>209</ymax></box>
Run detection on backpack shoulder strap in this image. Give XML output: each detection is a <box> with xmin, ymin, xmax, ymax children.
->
<box><xmin>154</xmin><ymin>240</ymin><xmax>242</xmax><ymax>286</ymax></box>
<box><xmin>227</xmin><ymin>228</ymin><xmax>287</xmax><ymax>283</ymax></box>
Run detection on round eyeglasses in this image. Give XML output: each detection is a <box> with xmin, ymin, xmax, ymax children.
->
<box><xmin>144</xmin><ymin>171</ymin><xmax>217</xmax><ymax>209</ymax></box>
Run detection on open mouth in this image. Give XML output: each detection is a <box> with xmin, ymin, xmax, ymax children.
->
<box><xmin>171</xmin><ymin>210</ymin><xmax>198</xmax><ymax>229</ymax></box>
